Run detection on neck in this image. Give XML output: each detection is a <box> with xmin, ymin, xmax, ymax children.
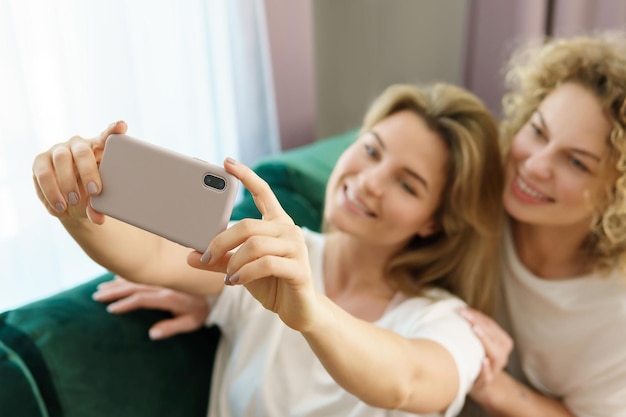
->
<box><xmin>511</xmin><ymin>220</ymin><xmax>592</xmax><ymax>279</ymax></box>
<box><xmin>323</xmin><ymin>231</ymin><xmax>397</xmax><ymax>299</ymax></box>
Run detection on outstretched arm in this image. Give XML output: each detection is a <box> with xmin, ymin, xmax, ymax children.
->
<box><xmin>302</xmin><ymin>296</ymin><xmax>463</xmax><ymax>413</ymax></box>
<box><xmin>190</xmin><ymin>158</ymin><xmax>473</xmax><ymax>414</ymax></box>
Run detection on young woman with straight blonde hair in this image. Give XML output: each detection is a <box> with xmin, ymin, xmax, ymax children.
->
<box><xmin>34</xmin><ymin>82</ymin><xmax>504</xmax><ymax>416</ymax></box>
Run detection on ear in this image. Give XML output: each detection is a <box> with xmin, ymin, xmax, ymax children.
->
<box><xmin>416</xmin><ymin>219</ymin><xmax>440</xmax><ymax>238</ymax></box>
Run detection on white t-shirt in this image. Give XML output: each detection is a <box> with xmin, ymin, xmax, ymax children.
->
<box><xmin>501</xmin><ymin>224</ymin><xmax>626</xmax><ymax>417</ymax></box>
<box><xmin>206</xmin><ymin>228</ymin><xmax>484</xmax><ymax>417</ymax></box>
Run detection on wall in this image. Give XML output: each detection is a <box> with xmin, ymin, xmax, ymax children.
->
<box><xmin>313</xmin><ymin>0</ymin><xmax>469</xmax><ymax>139</ymax></box>
<box><xmin>267</xmin><ymin>1</ymin><xmax>626</xmax><ymax>149</ymax></box>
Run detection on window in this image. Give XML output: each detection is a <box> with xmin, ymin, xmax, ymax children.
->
<box><xmin>0</xmin><ymin>0</ymin><xmax>278</xmax><ymax>310</ymax></box>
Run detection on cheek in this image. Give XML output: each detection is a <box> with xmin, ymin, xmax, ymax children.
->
<box><xmin>508</xmin><ymin>134</ymin><xmax>529</xmax><ymax>164</ymax></box>
<box><xmin>385</xmin><ymin>197</ymin><xmax>436</xmax><ymax>232</ymax></box>
<box><xmin>325</xmin><ymin>155</ymin><xmax>351</xmax><ymax>197</ymax></box>
<box><xmin>504</xmin><ymin>134</ymin><xmax>531</xmax><ymax>183</ymax></box>
<box><xmin>325</xmin><ymin>170</ymin><xmax>340</xmax><ymax>195</ymax></box>
<box><xmin>556</xmin><ymin>176</ymin><xmax>593</xmax><ymax>205</ymax></box>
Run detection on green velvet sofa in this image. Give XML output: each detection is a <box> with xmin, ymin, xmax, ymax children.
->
<box><xmin>0</xmin><ymin>129</ymin><xmax>357</xmax><ymax>417</ymax></box>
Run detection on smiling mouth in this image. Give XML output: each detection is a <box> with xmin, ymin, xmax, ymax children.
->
<box><xmin>514</xmin><ymin>175</ymin><xmax>554</xmax><ymax>202</ymax></box>
<box><xmin>344</xmin><ymin>186</ymin><xmax>376</xmax><ymax>217</ymax></box>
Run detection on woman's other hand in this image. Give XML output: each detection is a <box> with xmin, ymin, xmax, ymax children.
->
<box><xmin>32</xmin><ymin>120</ymin><xmax>128</xmax><ymax>225</ymax></box>
<box><xmin>189</xmin><ymin>158</ymin><xmax>319</xmax><ymax>332</ymax></box>
<box><xmin>459</xmin><ymin>307</ymin><xmax>514</xmax><ymax>402</ymax></box>
<box><xmin>93</xmin><ymin>275</ymin><xmax>210</xmax><ymax>340</ymax></box>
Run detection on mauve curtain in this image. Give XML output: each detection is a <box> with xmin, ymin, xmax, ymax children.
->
<box><xmin>463</xmin><ymin>0</ymin><xmax>626</xmax><ymax>117</ymax></box>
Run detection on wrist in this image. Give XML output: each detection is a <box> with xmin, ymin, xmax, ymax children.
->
<box><xmin>471</xmin><ymin>371</ymin><xmax>515</xmax><ymax>413</ymax></box>
<box><xmin>300</xmin><ymin>293</ymin><xmax>336</xmax><ymax>338</ymax></box>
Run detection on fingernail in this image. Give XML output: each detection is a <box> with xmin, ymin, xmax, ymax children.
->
<box><xmin>92</xmin><ymin>289</ymin><xmax>106</xmax><ymax>299</ymax></box>
<box><xmin>107</xmin><ymin>121</ymin><xmax>118</xmax><ymax>129</ymax></box>
<box><xmin>225</xmin><ymin>157</ymin><xmax>237</xmax><ymax>165</ymax></box>
<box><xmin>149</xmin><ymin>328</ymin><xmax>163</xmax><ymax>340</ymax></box>
<box><xmin>224</xmin><ymin>274</ymin><xmax>239</xmax><ymax>285</ymax></box>
<box><xmin>55</xmin><ymin>202</ymin><xmax>65</xmax><ymax>213</ymax></box>
<box><xmin>200</xmin><ymin>249</ymin><xmax>211</xmax><ymax>264</ymax></box>
<box><xmin>68</xmin><ymin>192</ymin><xmax>79</xmax><ymax>206</ymax></box>
<box><xmin>87</xmin><ymin>182</ymin><xmax>99</xmax><ymax>195</ymax></box>
<box><xmin>106</xmin><ymin>303</ymin><xmax>118</xmax><ymax>312</ymax></box>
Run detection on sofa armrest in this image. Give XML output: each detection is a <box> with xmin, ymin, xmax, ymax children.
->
<box><xmin>0</xmin><ymin>273</ymin><xmax>218</xmax><ymax>417</ymax></box>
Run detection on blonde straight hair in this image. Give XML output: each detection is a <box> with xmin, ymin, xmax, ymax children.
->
<box><xmin>361</xmin><ymin>83</ymin><xmax>504</xmax><ymax>314</ymax></box>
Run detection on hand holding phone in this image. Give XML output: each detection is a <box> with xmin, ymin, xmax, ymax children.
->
<box><xmin>90</xmin><ymin>134</ymin><xmax>239</xmax><ymax>252</ymax></box>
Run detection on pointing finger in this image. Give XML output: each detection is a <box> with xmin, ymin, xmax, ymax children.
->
<box><xmin>224</xmin><ymin>158</ymin><xmax>293</xmax><ymax>224</ymax></box>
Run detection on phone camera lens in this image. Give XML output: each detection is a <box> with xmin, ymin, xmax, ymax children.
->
<box><xmin>203</xmin><ymin>174</ymin><xmax>226</xmax><ymax>190</ymax></box>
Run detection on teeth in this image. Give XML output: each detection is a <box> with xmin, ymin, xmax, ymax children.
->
<box><xmin>345</xmin><ymin>187</ymin><xmax>373</xmax><ymax>214</ymax></box>
<box><xmin>516</xmin><ymin>177</ymin><xmax>550</xmax><ymax>201</ymax></box>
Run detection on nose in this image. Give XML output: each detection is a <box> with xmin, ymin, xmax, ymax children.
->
<box><xmin>358</xmin><ymin>164</ymin><xmax>386</xmax><ymax>197</ymax></box>
<box><xmin>524</xmin><ymin>146</ymin><xmax>553</xmax><ymax>180</ymax></box>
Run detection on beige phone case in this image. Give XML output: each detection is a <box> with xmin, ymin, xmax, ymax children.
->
<box><xmin>90</xmin><ymin>134</ymin><xmax>239</xmax><ymax>252</ymax></box>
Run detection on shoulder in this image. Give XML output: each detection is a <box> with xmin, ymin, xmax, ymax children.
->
<box><xmin>380</xmin><ymin>289</ymin><xmax>474</xmax><ymax>342</ymax></box>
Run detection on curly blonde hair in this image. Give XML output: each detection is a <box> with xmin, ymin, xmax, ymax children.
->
<box><xmin>361</xmin><ymin>83</ymin><xmax>504</xmax><ymax>314</ymax></box>
<box><xmin>501</xmin><ymin>32</ymin><xmax>626</xmax><ymax>272</ymax></box>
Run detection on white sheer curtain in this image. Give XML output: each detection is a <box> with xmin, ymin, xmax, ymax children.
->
<box><xmin>0</xmin><ymin>0</ymin><xmax>279</xmax><ymax>311</ymax></box>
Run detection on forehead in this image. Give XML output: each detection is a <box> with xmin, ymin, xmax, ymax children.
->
<box><xmin>538</xmin><ymin>83</ymin><xmax>612</xmax><ymax>153</ymax></box>
<box><xmin>370</xmin><ymin>110</ymin><xmax>449</xmax><ymax>182</ymax></box>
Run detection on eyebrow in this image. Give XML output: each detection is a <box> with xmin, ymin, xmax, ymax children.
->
<box><xmin>534</xmin><ymin>111</ymin><xmax>602</xmax><ymax>162</ymax></box>
<box><xmin>368</xmin><ymin>129</ymin><xmax>429</xmax><ymax>189</ymax></box>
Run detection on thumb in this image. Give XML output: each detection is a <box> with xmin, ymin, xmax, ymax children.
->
<box><xmin>86</xmin><ymin>203</ymin><xmax>106</xmax><ymax>225</ymax></box>
<box><xmin>148</xmin><ymin>316</ymin><xmax>200</xmax><ymax>340</ymax></box>
<box><xmin>93</xmin><ymin>120</ymin><xmax>128</xmax><ymax>150</ymax></box>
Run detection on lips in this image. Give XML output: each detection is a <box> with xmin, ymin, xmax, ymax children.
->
<box><xmin>512</xmin><ymin>174</ymin><xmax>554</xmax><ymax>203</ymax></box>
<box><xmin>343</xmin><ymin>185</ymin><xmax>376</xmax><ymax>217</ymax></box>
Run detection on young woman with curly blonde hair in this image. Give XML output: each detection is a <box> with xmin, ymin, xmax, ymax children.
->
<box><xmin>460</xmin><ymin>32</ymin><xmax>626</xmax><ymax>417</ymax></box>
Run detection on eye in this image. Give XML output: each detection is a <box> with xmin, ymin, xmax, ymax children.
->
<box><xmin>399</xmin><ymin>179</ymin><xmax>417</xmax><ymax>196</ymax></box>
<box><xmin>364</xmin><ymin>144</ymin><xmax>379</xmax><ymax>159</ymax></box>
<box><xmin>570</xmin><ymin>156</ymin><xmax>590</xmax><ymax>173</ymax></box>
<box><xmin>530</xmin><ymin>122</ymin><xmax>544</xmax><ymax>137</ymax></box>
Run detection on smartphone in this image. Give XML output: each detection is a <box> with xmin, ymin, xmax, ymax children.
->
<box><xmin>90</xmin><ymin>134</ymin><xmax>239</xmax><ymax>252</ymax></box>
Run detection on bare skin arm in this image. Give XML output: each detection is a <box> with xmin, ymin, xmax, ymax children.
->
<box><xmin>473</xmin><ymin>372</ymin><xmax>575</xmax><ymax>417</ymax></box>
<box><xmin>190</xmin><ymin>159</ymin><xmax>469</xmax><ymax>414</ymax></box>
<box><xmin>302</xmin><ymin>295</ymin><xmax>461</xmax><ymax>413</ymax></box>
